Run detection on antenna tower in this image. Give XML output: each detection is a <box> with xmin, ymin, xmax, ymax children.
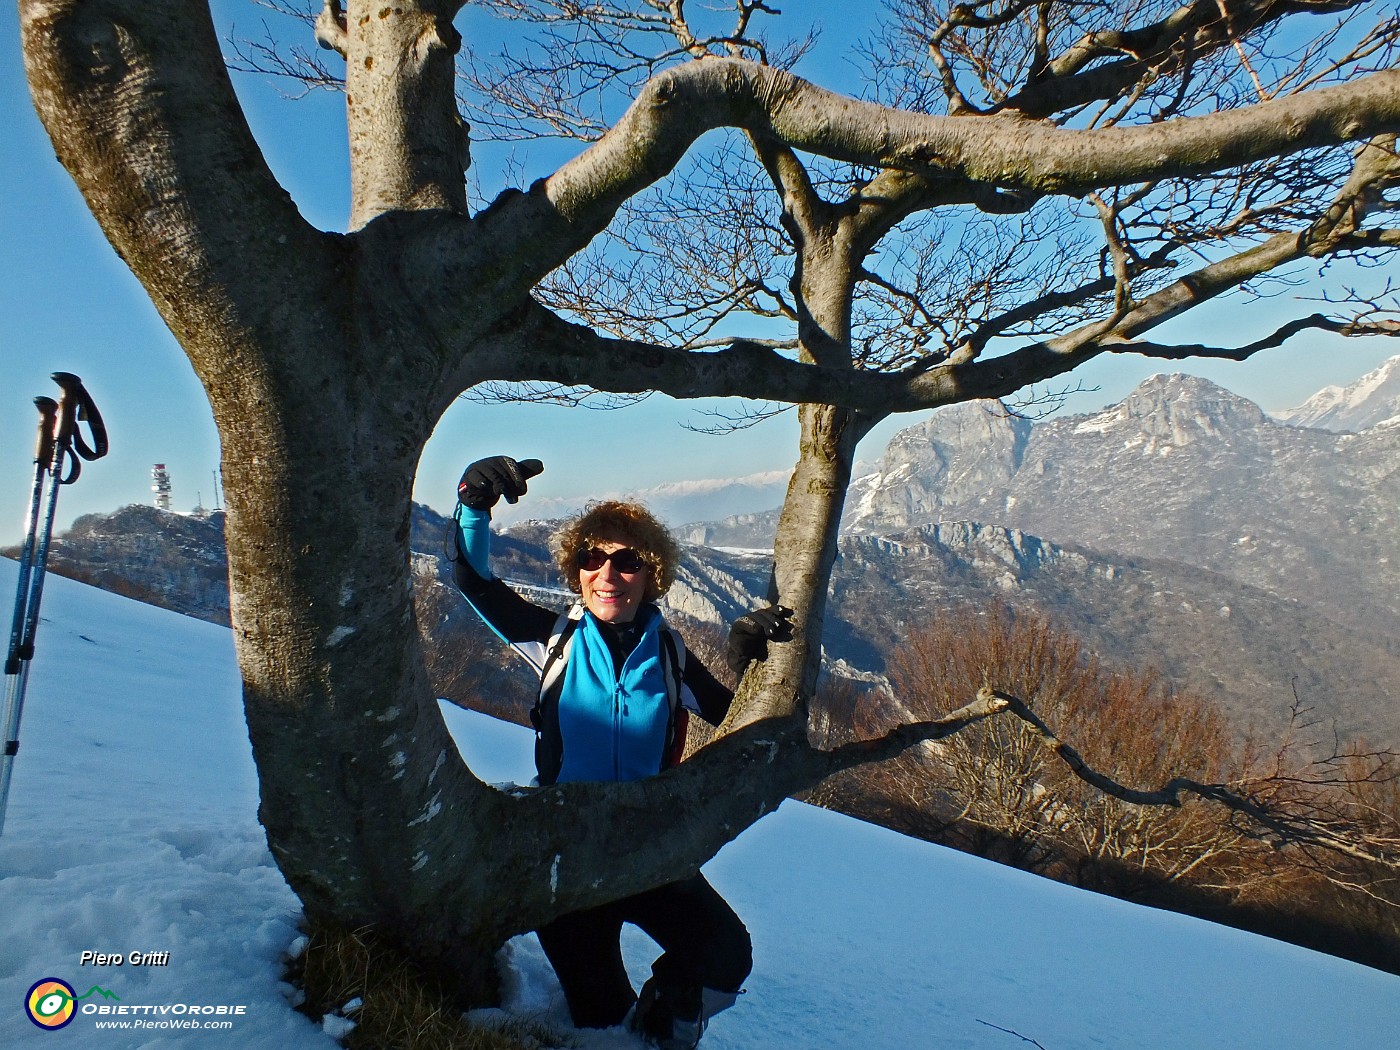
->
<box><xmin>151</xmin><ymin>464</ymin><xmax>172</xmax><ymax>512</ymax></box>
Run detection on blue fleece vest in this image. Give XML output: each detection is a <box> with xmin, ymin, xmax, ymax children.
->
<box><xmin>555</xmin><ymin>606</ymin><xmax>673</xmax><ymax>784</ymax></box>
<box><xmin>452</xmin><ymin>504</ymin><xmax>676</xmax><ymax>783</ymax></box>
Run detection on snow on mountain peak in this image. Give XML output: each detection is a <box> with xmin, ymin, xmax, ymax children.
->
<box><xmin>1089</xmin><ymin>373</ymin><xmax>1266</xmax><ymax>444</ymax></box>
<box><xmin>1279</xmin><ymin>354</ymin><xmax>1400</xmax><ymax>432</ymax></box>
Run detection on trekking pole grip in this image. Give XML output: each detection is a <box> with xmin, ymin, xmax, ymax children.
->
<box><xmin>32</xmin><ymin>398</ymin><xmax>57</xmax><ymax>471</ymax></box>
<box><xmin>49</xmin><ymin>372</ymin><xmax>109</xmax><ymax>485</ymax></box>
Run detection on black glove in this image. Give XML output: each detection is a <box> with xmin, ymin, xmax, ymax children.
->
<box><xmin>457</xmin><ymin>456</ymin><xmax>543</xmax><ymax>511</ymax></box>
<box><xmin>726</xmin><ymin>605</ymin><xmax>793</xmax><ymax>675</ymax></box>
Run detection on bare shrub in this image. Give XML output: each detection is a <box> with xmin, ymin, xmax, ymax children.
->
<box><xmin>807</xmin><ymin>601</ymin><xmax>1400</xmax><ymax>969</ymax></box>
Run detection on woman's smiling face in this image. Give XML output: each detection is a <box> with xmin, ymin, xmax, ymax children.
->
<box><xmin>577</xmin><ymin>538</ymin><xmax>650</xmax><ymax>623</ymax></box>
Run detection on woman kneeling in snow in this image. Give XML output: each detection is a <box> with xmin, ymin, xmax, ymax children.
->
<box><xmin>450</xmin><ymin>454</ymin><xmax>788</xmax><ymax>1049</ymax></box>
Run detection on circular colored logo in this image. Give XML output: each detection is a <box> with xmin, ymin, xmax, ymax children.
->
<box><xmin>26</xmin><ymin>978</ymin><xmax>77</xmax><ymax>1030</ymax></box>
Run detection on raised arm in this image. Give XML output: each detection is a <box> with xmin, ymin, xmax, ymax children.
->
<box><xmin>449</xmin><ymin>456</ymin><xmax>554</xmax><ymax>645</ymax></box>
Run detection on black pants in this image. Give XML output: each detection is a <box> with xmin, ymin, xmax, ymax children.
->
<box><xmin>536</xmin><ymin>873</ymin><xmax>752</xmax><ymax>1029</ymax></box>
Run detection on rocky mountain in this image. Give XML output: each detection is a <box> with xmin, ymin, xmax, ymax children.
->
<box><xmin>823</xmin><ymin>523</ymin><xmax>1400</xmax><ymax>745</ymax></box>
<box><xmin>677</xmin><ymin>509</ymin><xmax>782</xmax><ymax>549</ymax></box>
<box><xmin>1277</xmin><ymin>354</ymin><xmax>1400</xmax><ymax>432</ymax></box>
<box><xmin>1</xmin><ymin>504</ymin><xmax>234</xmax><ymax>624</ymax></box>
<box><xmin>688</xmin><ymin>371</ymin><xmax>1400</xmax><ymax>643</ymax></box>
<box><xmin>846</xmin><ymin>373</ymin><xmax>1400</xmax><ymax>639</ymax></box>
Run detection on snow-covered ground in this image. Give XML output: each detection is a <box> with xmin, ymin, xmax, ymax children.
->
<box><xmin>3</xmin><ymin>560</ymin><xmax>1398</xmax><ymax>1048</ymax></box>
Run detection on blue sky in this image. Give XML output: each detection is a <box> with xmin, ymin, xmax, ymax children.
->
<box><xmin>3</xmin><ymin>2</ymin><xmax>1396</xmax><ymax>543</ymax></box>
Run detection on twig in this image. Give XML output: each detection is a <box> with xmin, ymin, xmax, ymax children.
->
<box><xmin>977</xmin><ymin>1018</ymin><xmax>1050</xmax><ymax>1049</ymax></box>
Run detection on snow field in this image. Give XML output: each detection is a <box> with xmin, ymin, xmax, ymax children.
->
<box><xmin>3</xmin><ymin>560</ymin><xmax>1399</xmax><ymax>1048</ymax></box>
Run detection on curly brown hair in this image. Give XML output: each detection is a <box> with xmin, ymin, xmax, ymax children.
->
<box><xmin>551</xmin><ymin>500</ymin><xmax>681</xmax><ymax>601</ymax></box>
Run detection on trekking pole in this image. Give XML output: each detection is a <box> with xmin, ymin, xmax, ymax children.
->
<box><xmin>0</xmin><ymin>372</ymin><xmax>108</xmax><ymax>836</ymax></box>
<box><xmin>0</xmin><ymin>398</ymin><xmax>59</xmax><ymax>837</ymax></box>
<box><xmin>6</xmin><ymin>399</ymin><xmax>57</xmax><ymax>674</ymax></box>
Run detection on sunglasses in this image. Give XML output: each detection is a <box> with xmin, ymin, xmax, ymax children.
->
<box><xmin>575</xmin><ymin>547</ymin><xmax>648</xmax><ymax>574</ymax></box>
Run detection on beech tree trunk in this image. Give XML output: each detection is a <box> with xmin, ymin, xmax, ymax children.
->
<box><xmin>730</xmin><ymin>220</ymin><xmax>879</xmax><ymax>726</ymax></box>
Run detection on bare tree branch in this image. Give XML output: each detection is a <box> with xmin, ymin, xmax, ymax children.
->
<box><xmin>315</xmin><ymin>0</ymin><xmax>349</xmax><ymax>57</ymax></box>
<box><xmin>484</xmin><ymin>56</ymin><xmax>1400</xmax><ymax>292</ymax></box>
<box><xmin>993</xmin><ymin>690</ymin><xmax>1400</xmax><ymax>870</ymax></box>
<box><xmin>1103</xmin><ymin>310</ymin><xmax>1399</xmax><ymax>359</ymax></box>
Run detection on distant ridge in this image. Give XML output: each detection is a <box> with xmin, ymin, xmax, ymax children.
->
<box><xmin>490</xmin><ymin>469</ymin><xmax>790</xmax><ymax>528</ymax></box>
<box><xmin>1276</xmin><ymin>353</ymin><xmax>1400</xmax><ymax>432</ymax></box>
